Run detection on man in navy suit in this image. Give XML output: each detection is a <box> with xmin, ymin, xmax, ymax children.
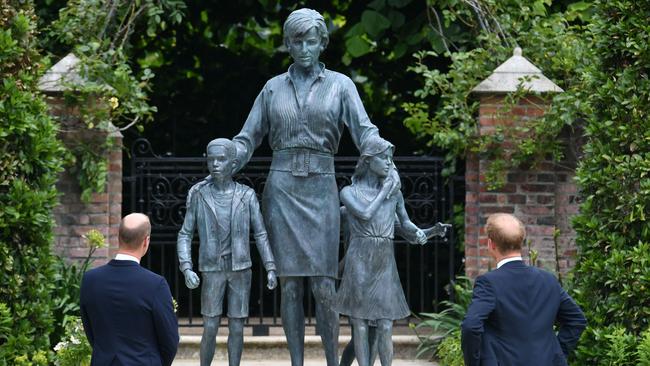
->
<box><xmin>461</xmin><ymin>213</ymin><xmax>586</xmax><ymax>366</ymax></box>
<box><xmin>80</xmin><ymin>213</ymin><xmax>179</xmax><ymax>366</ymax></box>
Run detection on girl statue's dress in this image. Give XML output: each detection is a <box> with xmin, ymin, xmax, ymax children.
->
<box><xmin>333</xmin><ymin>185</ymin><xmax>410</xmax><ymax>321</ymax></box>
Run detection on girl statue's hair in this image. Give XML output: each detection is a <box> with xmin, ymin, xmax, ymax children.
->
<box><xmin>351</xmin><ymin>137</ymin><xmax>394</xmax><ymax>184</ymax></box>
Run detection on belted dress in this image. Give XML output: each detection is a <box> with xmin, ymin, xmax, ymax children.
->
<box><xmin>233</xmin><ymin>63</ymin><xmax>379</xmax><ymax>278</ymax></box>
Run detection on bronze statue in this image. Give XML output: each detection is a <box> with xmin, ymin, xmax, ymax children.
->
<box><xmin>230</xmin><ymin>8</ymin><xmax>383</xmax><ymax>366</ymax></box>
<box><xmin>177</xmin><ymin>138</ymin><xmax>277</xmax><ymax>366</ymax></box>
<box><xmin>333</xmin><ymin>137</ymin><xmax>450</xmax><ymax>366</ymax></box>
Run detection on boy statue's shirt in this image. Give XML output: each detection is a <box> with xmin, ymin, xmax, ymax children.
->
<box><xmin>177</xmin><ymin>181</ymin><xmax>276</xmax><ymax>273</ymax></box>
<box><xmin>209</xmin><ymin>187</ymin><xmax>232</xmax><ymax>257</ymax></box>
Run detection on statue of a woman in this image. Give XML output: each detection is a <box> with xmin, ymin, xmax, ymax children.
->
<box><xmin>231</xmin><ymin>8</ymin><xmax>382</xmax><ymax>366</ymax></box>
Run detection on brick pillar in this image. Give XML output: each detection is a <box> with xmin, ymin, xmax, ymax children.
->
<box><xmin>45</xmin><ymin>95</ymin><xmax>122</xmax><ymax>266</ymax></box>
<box><xmin>464</xmin><ymin>95</ymin><xmax>579</xmax><ymax>278</ymax></box>
<box><xmin>39</xmin><ymin>53</ymin><xmax>122</xmax><ymax>265</ymax></box>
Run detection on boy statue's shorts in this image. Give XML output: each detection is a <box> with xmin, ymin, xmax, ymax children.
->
<box><xmin>200</xmin><ymin>257</ymin><xmax>252</xmax><ymax>318</ymax></box>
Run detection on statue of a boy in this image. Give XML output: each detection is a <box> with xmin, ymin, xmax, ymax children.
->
<box><xmin>177</xmin><ymin>138</ymin><xmax>278</xmax><ymax>366</ymax></box>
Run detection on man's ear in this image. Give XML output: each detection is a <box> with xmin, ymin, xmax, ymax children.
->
<box><xmin>232</xmin><ymin>159</ymin><xmax>239</xmax><ymax>170</ymax></box>
<box><xmin>142</xmin><ymin>235</ymin><xmax>150</xmax><ymax>254</ymax></box>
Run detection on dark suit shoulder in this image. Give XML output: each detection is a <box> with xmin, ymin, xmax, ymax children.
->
<box><xmin>134</xmin><ymin>265</ymin><xmax>167</xmax><ymax>284</ymax></box>
<box><xmin>82</xmin><ymin>263</ymin><xmax>111</xmax><ymax>281</ymax></box>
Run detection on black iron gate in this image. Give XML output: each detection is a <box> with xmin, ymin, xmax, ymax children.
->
<box><xmin>124</xmin><ymin>138</ymin><xmax>464</xmax><ymax>329</ymax></box>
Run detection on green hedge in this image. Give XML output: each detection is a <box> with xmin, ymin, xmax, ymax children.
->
<box><xmin>0</xmin><ymin>1</ymin><xmax>65</xmax><ymax>364</ymax></box>
<box><xmin>572</xmin><ymin>0</ymin><xmax>650</xmax><ymax>364</ymax></box>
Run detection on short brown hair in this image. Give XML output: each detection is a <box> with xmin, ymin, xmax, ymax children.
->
<box><xmin>118</xmin><ymin>214</ymin><xmax>151</xmax><ymax>250</ymax></box>
<box><xmin>486</xmin><ymin>213</ymin><xmax>525</xmax><ymax>253</ymax></box>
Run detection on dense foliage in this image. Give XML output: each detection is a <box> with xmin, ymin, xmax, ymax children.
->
<box><xmin>35</xmin><ymin>0</ymin><xmax>186</xmax><ymax>201</ymax></box>
<box><xmin>571</xmin><ymin>0</ymin><xmax>650</xmax><ymax>364</ymax></box>
<box><xmin>0</xmin><ymin>1</ymin><xmax>66</xmax><ymax>364</ymax></box>
<box><xmin>407</xmin><ymin>1</ymin><xmax>648</xmax><ymax>364</ymax></box>
<box><xmin>404</xmin><ymin>0</ymin><xmax>592</xmax><ymax>180</ymax></box>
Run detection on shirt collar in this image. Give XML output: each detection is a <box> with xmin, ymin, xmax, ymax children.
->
<box><xmin>497</xmin><ymin>256</ymin><xmax>523</xmax><ymax>269</ymax></box>
<box><xmin>115</xmin><ymin>253</ymin><xmax>140</xmax><ymax>264</ymax></box>
<box><xmin>286</xmin><ymin>62</ymin><xmax>327</xmax><ymax>82</ymax></box>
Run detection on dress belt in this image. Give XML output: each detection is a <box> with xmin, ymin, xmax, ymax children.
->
<box><xmin>271</xmin><ymin>149</ymin><xmax>335</xmax><ymax>176</ymax></box>
<box><xmin>351</xmin><ymin>235</ymin><xmax>393</xmax><ymax>240</ymax></box>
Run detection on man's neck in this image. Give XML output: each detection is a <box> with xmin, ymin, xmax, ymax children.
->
<box><xmin>495</xmin><ymin>252</ymin><xmax>522</xmax><ymax>269</ymax></box>
<box><xmin>115</xmin><ymin>250</ymin><xmax>141</xmax><ymax>262</ymax></box>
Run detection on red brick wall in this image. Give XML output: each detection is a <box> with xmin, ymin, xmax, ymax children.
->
<box><xmin>46</xmin><ymin>95</ymin><xmax>122</xmax><ymax>265</ymax></box>
<box><xmin>464</xmin><ymin>95</ymin><xmax>579</xmax><ymax>278</ymax></box>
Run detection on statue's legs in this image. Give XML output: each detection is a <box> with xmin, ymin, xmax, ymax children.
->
<box><xmin>310</xmin><ymin>276</ymin><xmax>339</xmax><ymax>366</ymax></box>
<box><xmin>340</xmin><ymin>322</ymin><xmax>377</xmax><ymax>366</ymax></box>
<box><xmin>376</xmin><ymin>319</ymin><xmax>393</xmax><ymax>366</ymax></box>
<box><xmin>227</xmin><ymin>317</ymin><xmax>245</xmax><ymax>366</ymax></box>
<box><xmin>280</xmin><ymin>277</ymin><xmax>305</xmax><ymax>366</ymax></box>
<box><xmin>201</xmin><ymin>315</ymin><xmax>221</xmax><ymax>366</ymax></box>
<box><xmin>350</xmin><ymin>317</ymin><xmax>370</xmax><ymax>366</ymax></box>
<box><xmin>339</xmin><ymin>337</ymin><xmax>355</xmax><ymax>366</ymax></box>
<box><xmin>369</xmin><ymin>324</ymin><xmax>378</xmax><ymax>365</ymax></box>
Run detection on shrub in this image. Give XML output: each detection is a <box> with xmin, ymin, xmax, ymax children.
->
<box><xmin>435</xmin><ymin>331</ymin><xmax>463</xmax><ymax>366</ymax></box>
<box><xmin>0</xmin><ymin>1</ymin><xmax>65</xmax><ymax>363</ymax></box>
<box><xmin>639</xmin><ymin>328</ymin><xmax>650</xmax><ymax>366</ymax></box>
<box><xmin>50</xmin><ymin>229</ymin><xmax>106</xmax><ymax>346</ymax></box>
<box><xmin>576</xmin><ymin>325</ymin><xmax>637</xmax><ymax>366</ymax></box>
<box><xmin>414</xmin><ymin>276</ymin><xmax>472</xmax><ymax>361</ymax></box>
<box><xmin>53</xmin><ymin>317</ymin><xmax>91</xmax><ymax>366</ymax></box>
<box><xmin>571</xmin><ymin>0</ymin><xmax>650</xmax><ymax>364</ymax></box>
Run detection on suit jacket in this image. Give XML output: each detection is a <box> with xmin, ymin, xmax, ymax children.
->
<box><xmin>177</xmin><ymin>182</ymin><xmax>276</xmax><ymax>272</ymax></box>
<box><xmin>461</xmin><ymin>261</ymin><xmax>586</xmax><ymax>366</ymax></box>
<box><xmin>80</xmin><ymin>260</ymin><xmax>179</xmax><ymax>366</ymax></box>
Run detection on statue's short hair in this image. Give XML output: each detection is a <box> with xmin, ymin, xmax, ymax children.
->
<box><xmin>206</xmin><ymin>138</ymin><xmax>236</xmax><ymax>160</ymax></box>
<box><xmin>486</xmin><ymin>213</ymin><xmax>526</xmax><ymax>253</ymax></box>
<box><xmin>283</xmin><ymin>8</ymin><xmax>329</xmax><ymax>50</ymax></box>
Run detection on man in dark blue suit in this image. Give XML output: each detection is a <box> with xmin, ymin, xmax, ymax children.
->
<box><xmin>81</xmin><ymin>213</ymin><xmax>179</xmax><ymax>366</ymax></box>
<box><xmin>461</xmin><ymin>213</ymin><xmax>586</xmax><ymax>366</ymax></box>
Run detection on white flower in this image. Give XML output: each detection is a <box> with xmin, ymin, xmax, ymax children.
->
<box><xmin>70</xmin><ymin>335</ymin><xmax>81</xmax><ymax>345</ymax></box>
<box><xmin>54</xmin><ymin>341</ymin><xmax>67</xmax><ymax>352</ymax></box>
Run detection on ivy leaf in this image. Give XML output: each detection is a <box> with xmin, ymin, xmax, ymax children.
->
<box><xmin>428</xmin><ymin>34</ymin><xmax>446</xmax><ymax>54</ymax></box>
<box><xmin>344</xmin><ymin>23</ymin><xmax>365</xmax><ymax>39</ymax></box>
<box><xmin>345</xmin><ymin>36</ymin><xmax>372</xmax><ymax>58</ymax></box>
<box><xmin>566</xmin><ymin>1</ymin><xmax>593</xmax><ymax>21</ymax></box>
<box><xmin>361</xmin><ymin>10</ymin><xmax>391</xmax><ymax>38</ymax></box>
<box><xmin>532</xmin><ymin>1</ymin><xmax>548</xmax><ymax>16</ymax></box>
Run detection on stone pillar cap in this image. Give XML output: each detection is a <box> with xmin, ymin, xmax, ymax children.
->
<box><xmin>38</xmin><ymin>53</ymin><xmax>86</xmax><ymax>92</ymax></box>
<box><xmin>472</xmin><ymin>47</ymin><xmax>563</xmax><ymax>94</ymax></box>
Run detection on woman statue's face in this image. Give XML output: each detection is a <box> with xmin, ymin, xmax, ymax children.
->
<box><xmin>288</xmin><ymin>27</ymin><xmax>322</xmax><ymax>69</ymax></box>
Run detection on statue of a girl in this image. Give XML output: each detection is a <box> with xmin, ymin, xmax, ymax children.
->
<box><xmin>333</xmin><ymin>136</ymin><xmax>429</xmax><ymax>366</ymax></box>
